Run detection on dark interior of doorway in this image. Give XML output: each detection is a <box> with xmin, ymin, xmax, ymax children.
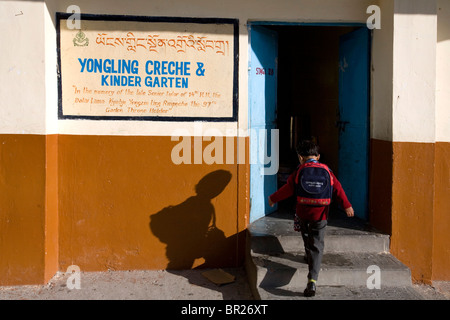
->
<box><xmin>267</xmin><ymin>25</ymin><xmax>360</xmax><ymax>214</ymax></box>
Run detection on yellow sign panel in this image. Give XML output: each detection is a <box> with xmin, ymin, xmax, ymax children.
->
<box><xmin>57</xmin><ymin>14</ymin><xmax>238</xmax><ymax>121</ymax></box>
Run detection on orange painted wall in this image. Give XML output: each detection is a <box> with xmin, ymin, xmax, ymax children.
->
<box><xmin>391</xmin><ymin>142</ymin><xmax>435</xmax><ymax>283</ymax></box>
<box><xmin>371</xmin><ymin>140</ymin><xmax>450</xmax><ymax>282</ymax></box>
<box><xmin>44</xmin><ymin>135</ymin><xmax>59</xmax><ymax>283</ymax></box>
<box><xmin>432</xmin><ymin>142</ymin><xmax>450</xmax><ymax>280</ymax></box>
<box><xmin>2</xmin><ymin>134</ymin><xmax>447</xmax><ymax>285</ymax></box>
<box><xmin>57</xmin><ymin>135</ymin><xmax>248</xmax><ymax>272</ymax></box>
<box><xmin>0</xmin><ymin>135</ymin><xmax>46</xmax><ymax>285</ymax></box>
<box><xmin>369</xmin><ymin>139</ymin><xmax>393</xmax><ymax>234</ymax></box>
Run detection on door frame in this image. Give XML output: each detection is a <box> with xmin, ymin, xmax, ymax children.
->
<box><xmin>248</xmin><ymin>24</ymin><xmax>279</xmax><ymax>223</ymax></box>
<box><xmin>247</xmin><ymin>21</ymin><xmax>372</xmax><ymax>223</ymax></box>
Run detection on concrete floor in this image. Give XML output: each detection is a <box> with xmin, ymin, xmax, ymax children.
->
<box><xmin>0</xmin><ymin>267</ymin><xmax>448</xmax><ymax>301</ymax></box>
<box><xmin>0</xmin><ymin>268</ymin><xmax>254</xmax><ymax>300</ymax></box>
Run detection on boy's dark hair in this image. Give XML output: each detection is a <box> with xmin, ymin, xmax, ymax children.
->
<box><xmin>296</xmin><ymin>140</ymin><xmax>320</xmax><ymax>157</ymax></box>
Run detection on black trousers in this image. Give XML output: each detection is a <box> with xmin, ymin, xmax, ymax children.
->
<box><xmin>299</xmin><ymin>219</ymin><xmax>327</xmax><ymax>281</ymax></box>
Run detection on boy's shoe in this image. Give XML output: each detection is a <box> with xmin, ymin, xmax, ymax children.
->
<box><xmin>303</xmin><ymin>281</ymin><xmax>316</xmax><ymax>297</ymax></box>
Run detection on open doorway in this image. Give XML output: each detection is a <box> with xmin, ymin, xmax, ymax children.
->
<box><xmin>249</xmin><ymin>24</ymin><xmax>371</xmax><ymax>222</ymax></box>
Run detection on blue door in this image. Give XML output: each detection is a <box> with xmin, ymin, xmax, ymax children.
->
<box><xmin>249</xmin><ymin>25</ymin><xmax>278</xmax><ymax>223</ymax></box>
<box><xmin>338</xmin><ymin>27</ymin><xmax>370</xmax><ymax>220</ymax></box>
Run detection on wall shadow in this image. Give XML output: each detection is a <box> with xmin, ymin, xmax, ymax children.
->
<box><xmin>149</xmin><ymin>169</ymin><xmax>236</xmax><ymax>270</ymax></box>
<box><xmin>149</xmin><ymin>169</ymin><xmax>252</xmax><ymax>298</ymax></box>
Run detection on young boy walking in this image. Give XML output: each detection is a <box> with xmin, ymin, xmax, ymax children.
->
<box><xmin>268</xmin><ymin>140</ymin><xmax>354</xmax><ymax>297</ymax></box>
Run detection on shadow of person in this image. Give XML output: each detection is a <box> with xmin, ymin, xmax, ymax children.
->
<box><xmin>149</xmin><ymin>169</ymin><xmax>232</xmax><ymax>270</ymax></box>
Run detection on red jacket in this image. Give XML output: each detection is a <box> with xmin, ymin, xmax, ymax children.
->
<box><xmin>269</xmin><ymin>164</ymin><xmax>352</xmax><ymax>221</ymax></box>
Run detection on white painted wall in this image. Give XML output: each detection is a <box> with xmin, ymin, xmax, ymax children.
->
<box><xmin>392</xmin><ymin>0</ymin><xmax>437</xmax><ymax>143</ymax></box>
<box><xmin>0</xmin><ymin>1</ymin><xmax>47</xmax><ymax>134</ymax></box>
<box><xmin>371</xmin><ymin>0</ymin><xmax>394</xmax><ymax>142</ymax></box>
<box><xmin>436</xmin><ymin>0</ymin><xmax>450</xmax><ymax>143</ymax></box>
<box><xmin>4</xmin><ymin>0</ymin><xmax>448</xmax><ymax>142</ymax></box>
<box><xmin>44</xmin><ymin>1</ymin><xmax>59</xmax><ymax>135</ymax></box>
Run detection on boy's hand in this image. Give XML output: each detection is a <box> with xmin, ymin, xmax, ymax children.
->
<box><xmin>268</xmin><ymin>196</ymin><xmax>275</xmax><ymax>207</ymax></box>
<box><xmin>345</xmin><ymin>207</ymin><xmax>354</xmax><ymax>217</ymax></box>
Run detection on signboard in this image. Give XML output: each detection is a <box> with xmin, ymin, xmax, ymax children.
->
<box><xmin>56</xmin><ymin>13</ymin><xmax>238</xmax><ymax>121</ymax></box>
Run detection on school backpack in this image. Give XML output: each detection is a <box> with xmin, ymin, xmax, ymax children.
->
<box><xmin>295</xmin><ymin>160</ymin><xmax>334</xmax><ymax>206</ymax></box>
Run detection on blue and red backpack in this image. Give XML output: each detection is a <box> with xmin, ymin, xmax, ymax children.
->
<box><xmin>295</xmin><ymin>159</ymin><xmax>334</xmax><ymax>207</ymax></box>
